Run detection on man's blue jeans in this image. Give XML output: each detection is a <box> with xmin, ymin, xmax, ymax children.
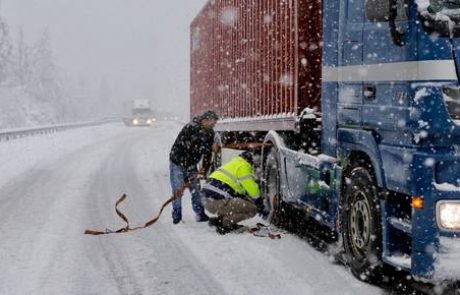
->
<box><xmin>170</xmin><ymin>161</ymin><xmax>206</xmax><ymax>222</ymax></box>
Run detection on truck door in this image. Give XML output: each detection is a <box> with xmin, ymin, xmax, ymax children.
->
<box><xmin>361</xmin><ymin>0</ymin><xmax>412</xmax><ymax>130</ymax></box>
<box><xmin>338</xmin><ymin>0</ymin><xmax>365</xmax><ymax>127</ymax></box>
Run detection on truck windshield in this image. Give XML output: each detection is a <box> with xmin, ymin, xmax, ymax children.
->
<box><xmin>418</xmin><ymin>0</ymin><xmax>460</xmax><ymax>36</ymax></box>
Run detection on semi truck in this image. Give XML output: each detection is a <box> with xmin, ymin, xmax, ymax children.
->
<box><xmin>125</xmin><ymin>99</ymin><xmax>156</xmax><ymax>126</ymax></box>
<box><xmin>191</xmin><ymin>0</ymin><xmax>460</xmax><ymax>284</ymax></box>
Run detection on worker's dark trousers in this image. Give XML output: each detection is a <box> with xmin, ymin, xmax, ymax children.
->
<box><xmin>202</xmin><ymin>197</ymin><xmax>257</xmax><ymax>227</ymax></box>
<box><xmin>169</xmin><ymin>161</ymin><xmax>206</xmax><ymax>222</ymax></box>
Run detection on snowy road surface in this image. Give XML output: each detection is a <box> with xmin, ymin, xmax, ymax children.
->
<box><xmin>0</xmin><ymin>121</ymin><xmax>386</xmax><ymax>294</ymax></box>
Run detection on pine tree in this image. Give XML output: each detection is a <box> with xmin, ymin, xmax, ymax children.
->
<box><xmin>15</xmin><ymin>27</ymin><xmax>32</xmax><ymax>87</ymax></box>
<box><xmin>0</xmin><ymin>16</ymin><xmax>12</xmax><ymax>86</ymax></box>
<box><xmin>31</xmin><ymin>29</ymin><xmax>57</xmax><ymax>94</ymax></box>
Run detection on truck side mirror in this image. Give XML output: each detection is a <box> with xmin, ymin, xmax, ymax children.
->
<box><xmin>366</xmin><ymin>0</ymin><xmax>390</xmax><ymax>22</ymax></box>
<box><xmin>389</xmin><ymin>0</ymin><xmax>406</xmax><ymax>46</ymax></box>
<box><xmin>365</xmin><ymin>0</ymin><xmax>408</xmax><ymax>46</ymax></box>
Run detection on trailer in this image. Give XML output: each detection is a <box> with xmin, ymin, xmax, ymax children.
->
<box><xmin>191</xmin><ymin>0</ymin><xmax>460</xmax><ymax>284</ymax></box>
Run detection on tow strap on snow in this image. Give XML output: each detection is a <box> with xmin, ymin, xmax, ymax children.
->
<box><xmin>248</xmin><ymin>223</ymin><xmax>282</xmax><ymax>240</ymax></box>
<box><xmin>84</xmin><ymin>184</ymin><xmax>283</xmax><ymax>239</ymax></box>
<box><xmin>84</xmin><ymin>181</ymin><xmax>191</xmax><ymax>235</ymax></box>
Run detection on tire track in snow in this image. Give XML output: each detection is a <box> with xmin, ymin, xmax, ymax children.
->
<box><xmin>84</xmin><ymin>123</ymin><xmax>226</xmax><ymax>295</ymax></box>
<box><xmin>0</xmin><ymin>129</ymin><xmax>138</xmax><ymax>294</ymax></box>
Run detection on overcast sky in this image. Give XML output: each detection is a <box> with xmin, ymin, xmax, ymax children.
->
<box><xmin>0</xmin><ymin>0</ymin><xmax>207</xmax><ymax>119</ymax></box>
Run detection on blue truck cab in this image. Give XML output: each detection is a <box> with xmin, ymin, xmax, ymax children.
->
<box><xmin>265</xmin><ymin>0</ymin><xmax>460</xmax><ymax>283</ymax></box>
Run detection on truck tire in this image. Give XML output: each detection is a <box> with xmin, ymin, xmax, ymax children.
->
<box><xmin>263</xmin><ymin>148</ymin><xmax>284</xmax><ymax>225</ymax></box>
<box><xmin>342</xmin><ymin>166</ymin><xmax>383</xmax><ymax>282</ymax></box>
<box><xmin>209</xmin><ymin>133</ymin><xmax>223</xmax><ymax>175</ymax></box>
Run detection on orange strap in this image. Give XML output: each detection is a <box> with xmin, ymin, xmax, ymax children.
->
<box><xmin>248</xmin><ymin>223</ymin><xmax>282</xmax><ymax>240</ymax></box>
<box><xmin>84</xmin><ymin>177</ymin><xmax>282</xmax><ymax>239</ymax></box>
<box><xmin>84</xmin><ymin>181</ymin><xmax>191</xmax><ymax>235</ymax></box>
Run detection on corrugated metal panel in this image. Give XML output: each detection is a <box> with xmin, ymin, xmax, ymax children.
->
<box><xmin>298</xmin><ymin>0</ymin><xmax>323</xmax><ymax>110</ymax></box>
<box><xmin>190</xmin><ymin>0</ymin><xmax>322</xmax><ymax>130</ymax></box>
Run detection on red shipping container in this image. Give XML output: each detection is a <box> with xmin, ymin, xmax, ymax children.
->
<box><xmin>190</xmin><ymin>0</ymin><xmax>322</xmax><ymax>131</ymax></box>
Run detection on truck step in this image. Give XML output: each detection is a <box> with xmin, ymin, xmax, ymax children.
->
<box><xmin>388</xmin><ymin>217</ymin><xmax>412</xmax><ymax>235</ymax></box>
<box><xmin>383</xmin><ymin>254</ymin><xmax>412</xmax><ymax>271</ymax></box>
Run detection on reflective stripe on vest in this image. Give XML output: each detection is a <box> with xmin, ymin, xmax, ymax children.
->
<box><xmin>216</xmin><ymin>167</ymin><xmax>247</xmax><ymax>194</ymax></box>
<box><xmin>201</xmin><ymin>182</ymin><xmax>232</xmax><ymax>199</ymax></box>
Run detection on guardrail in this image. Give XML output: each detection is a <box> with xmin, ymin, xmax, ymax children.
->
<box><xmin>0</xmin><ymin>118</ymin><xmax>121</xmax><ymax>142</ymax></box>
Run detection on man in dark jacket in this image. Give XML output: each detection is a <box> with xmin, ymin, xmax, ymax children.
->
<box><xmin>169</xmin><ymin>110</ymin><xmax>219</xmax><ymax>224</ymax></box>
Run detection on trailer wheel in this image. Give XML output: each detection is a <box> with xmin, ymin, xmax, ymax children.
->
<box><xmin>342</xmin><ymin>167</ymin><xmax>383</xmax><ymax>282</ymax></box>
<box><xmin>263</xmin><ymin>148</ymin><xmax>284</xmax><ymax>225</ymax></box>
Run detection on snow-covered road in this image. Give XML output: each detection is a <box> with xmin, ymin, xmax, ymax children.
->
<box><xmin>0</xmin><ymin>121</ymin><xmax>385</xmax><ymax>294</ymax></box>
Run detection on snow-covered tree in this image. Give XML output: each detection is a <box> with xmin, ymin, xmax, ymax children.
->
<box><xmin>30</xmin><ymin>29</ymin><xmax>58</xmax><ymax>95</ymax></box>
<box><xmin>0</xmin><ymin>16</ymin><xmax>12</xmax><ymax>86</ymax></box>
<box><xmin>14</xmin><ymin>27</ymin><xmax>32</xmax><ymax>87</ymax></box>
<box><xmin>0</xmin><ymin>22</ymin><xmax>119</xmax><ymax>127</ymax></box>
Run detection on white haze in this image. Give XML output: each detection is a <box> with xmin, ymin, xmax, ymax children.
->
<box><xmin>0</xmin><ymin>0</ymin><xmax>207</xmax><ymax>123</ymax></box>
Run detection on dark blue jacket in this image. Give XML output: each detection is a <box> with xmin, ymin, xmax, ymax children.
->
<box><xmin>169</xmin><ymin>117</ymin><xmax>214</xmax><ymax>169</ymax></box>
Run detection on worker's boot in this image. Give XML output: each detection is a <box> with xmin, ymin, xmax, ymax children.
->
<box><xmin>196</xmin><ymin>213</ymin><xmax>209</xmax><ymax>222</ymax></box>
<box><xmin>216</xmin><ymin>223</ymin><xmax>244</xmax><ymax>235</ymax></box>
<box><xmin>208</xmin><ymin>217</ymin><xmax>223</xmax><ymax>227</ymax></box>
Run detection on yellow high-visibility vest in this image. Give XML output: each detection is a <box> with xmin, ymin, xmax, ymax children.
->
<box><xmin>209</xmin><ymin>156</ymin><xmax>260</xmax><ymax>199</ymax></box>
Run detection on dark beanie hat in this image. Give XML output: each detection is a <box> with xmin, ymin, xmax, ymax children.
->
<box><xmin>239</xmin><ymin>150</ymin><xmax>254</xmax><ymax>165</ymax></box>
<box><xmin>201</xmin><ymin>110</ymin><xmax>219</xmax><ymax>121</ymax></box>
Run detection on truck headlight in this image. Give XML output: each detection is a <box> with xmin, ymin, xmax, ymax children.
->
<box><xmin>437</xmin><ymin>201</ymin><xmax>460</xmax><ymax>231</ymax></box>
<box><xmin>147</xmin><ymin>119</ymin><xmax>152</xmax><ymax>124</ymax></box>
<box><xmin>133</xmin><ymin>119</ymin><xmax>139</xmax><ymax>125</ymax></box>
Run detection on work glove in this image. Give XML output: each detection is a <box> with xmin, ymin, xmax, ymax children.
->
<box><xmin>196</xmin><ymin>168</ymin><xmax>208</xmax><ymax>180</ymax></box>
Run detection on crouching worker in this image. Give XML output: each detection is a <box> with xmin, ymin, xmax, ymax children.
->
<box><xmin>201</xmin><ymin>151</ymin><xmax>263</xmax><ymax>235</ymax></box>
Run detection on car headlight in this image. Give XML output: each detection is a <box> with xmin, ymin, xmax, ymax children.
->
<box><xmin>133</xmin><ymin>119</ymin><xmax>139</xmax><ymax>125</ymax></box>
<box><xmin>437</xmin><ymin>201</ymin><xmax>460</xmax><ymax>231</ymax></box>
<box><xmin>147</xmin><ymin>119</ymin><xmax>152</xmax><ymax>124</ymax></box>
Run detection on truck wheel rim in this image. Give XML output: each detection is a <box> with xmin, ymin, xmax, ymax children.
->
<box><xmin>350</xmin><ymin>192</ymin><xmax>371</xmax><ymax>258</ymax></box>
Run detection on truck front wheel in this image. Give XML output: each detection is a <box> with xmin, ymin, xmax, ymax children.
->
<box><xmin>342</xmin><ymin>167</ymin><xmax>383</xmax><ymax>282</ymax></box>
<box><xmin>209</xmin><ymin>132</ymin><xmax>223</xmax><ymax>175</ymax></box>
<box><xmin>263</xmin><ymin>149</ymin><xmax>283</xmax><ymax>225</ymax></box>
